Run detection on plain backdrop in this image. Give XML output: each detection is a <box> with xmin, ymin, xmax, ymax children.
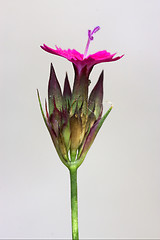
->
<box><xmin>0</xmin><ymin>0</ymin><xmax>160</xmax><ymax>239</ymax></box>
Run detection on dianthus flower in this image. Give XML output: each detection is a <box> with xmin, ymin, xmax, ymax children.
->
<box><xmin>38</xmin><ymin>26</ymin><xmax>123</xmax><ymax>240</ymax></box>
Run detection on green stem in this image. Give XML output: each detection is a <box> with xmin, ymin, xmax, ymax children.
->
<box><xmin>69</xmin><ymin>167</ymin><xmax>79</xmax><ymax>240</ymax></box>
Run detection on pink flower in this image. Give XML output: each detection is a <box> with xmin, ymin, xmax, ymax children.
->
<box><xmin>41</xmin><ymin>26</ymin><xmax>123</xmax><ymax>76</ymax></box>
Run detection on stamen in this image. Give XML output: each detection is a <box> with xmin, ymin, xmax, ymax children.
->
<box><xmin>83</xmin><ymin>26</ymin><xmax>100</xmax><ymax>59</ymax></box>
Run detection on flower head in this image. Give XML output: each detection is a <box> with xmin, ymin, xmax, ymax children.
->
<box><xmin>41</xmin><ymin>26</ymin><xmax>123</xmax><ymax>76</ymax></box>
<box><xmin>38</xmin><ymin>27</ymin><xmax>123</xmax><ymax>169</ymax></box>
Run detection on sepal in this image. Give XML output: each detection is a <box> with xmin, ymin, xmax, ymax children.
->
<box><xmin>48</xmin><ymin>63</ymin><xmax>63</xmax><ymax>114</ymax></box>
<box><xmin>77</xmin><ymin>105</ymin><xmax>113</xmax><ymax>167</ymax></box>
<box><xmin>88</xmin><ymin>71</ymin><xmax>103</xmax><ymax>119</ymax></box>
<box><xmin>37</xmin><ymin>89</ymin><xmax>69</xmax><ymax>168</ymax></box>
<box><xmin>63</xmin><ymin>73</ymin><xmax>71</xmax><ymax>110</ymax></box>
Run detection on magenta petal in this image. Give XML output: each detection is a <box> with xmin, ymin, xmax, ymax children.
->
<box><xmin>87</xmin><ymin>51</ymin><xmax>124</xmax><ymax>63</ymax></box>
<box><xmin>41</xmin><ymin>44</ymin><xmax>61</xmax><ymax>57</ymax></box>
<box><xmin>41</xmin><ymin>44</ymin><xmax>84</xmax><ymax>61</ymax></box>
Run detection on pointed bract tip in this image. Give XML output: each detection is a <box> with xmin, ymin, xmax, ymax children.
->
<box><xmin>63</xmin><ymin>72</ymin><xmax>71</xmax><ymax>98</ymax></box>
<box><xmin>96</xmin><ymin>70</ymin><xmax>104</xmax><ymax>86</ymax></box>
<box><xmin>49</xmin><ymin>63</ymin><xmax>57</xmax><ymax>81</ymax></box>
<box><xmin>50</xmin><ymin>62</ymin><xmax>53</xmax><ymax>69</ymax></box>
<box><xmin>37</xmin><ymin>88</ymin><xmax>40</xmax><ymax>96</ymax></box>
<box><xmin>100</xmin><ymin>70</ymin><xmax>104</xmax><ymax>79</ymax></box>
<box><xmin>65</xmin><ymin>72</ymin><xmax>68</xmax><ymax>79</ymax></box>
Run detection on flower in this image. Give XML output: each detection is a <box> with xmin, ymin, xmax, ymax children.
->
<box><xmin>38</xmin><ymin>27</ymin><xmax>123</xmax><ymax>169</ymax></box>
<box><xmin>41</xmin><ymin>26</ymin><xmax>123</xmax><ymax>76</ymax></box>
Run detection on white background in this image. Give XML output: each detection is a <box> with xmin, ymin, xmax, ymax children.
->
<box><xmin>0</xmin><ymin>0</ymin><xmax>160</xmax><ymax>239</ymax></box>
